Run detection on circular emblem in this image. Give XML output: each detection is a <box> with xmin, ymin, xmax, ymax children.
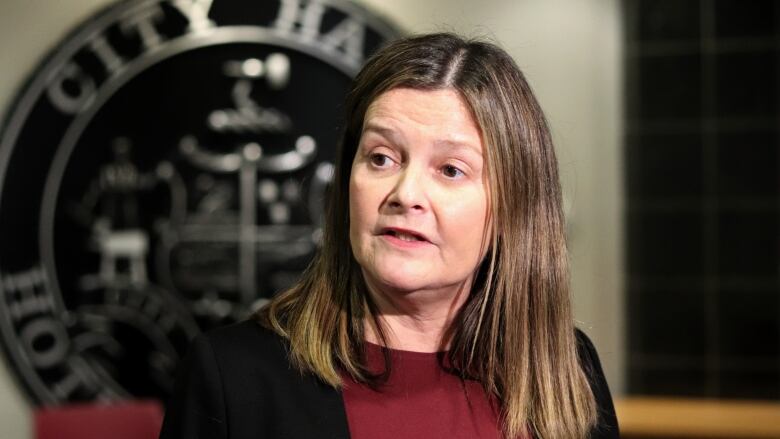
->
<box><xmin>0</xmin><ymin>0</ymin><xmax>400</xmax><ymax>404</ymax></box>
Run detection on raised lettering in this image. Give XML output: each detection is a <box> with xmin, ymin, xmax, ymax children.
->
<box><xmin>170</xmin><ymin>0</ymin><xmax>216</xmax><ymax>33</ymax></box>
<box><xmin>1</xmin><ymin>267</ymin><xmax>55</xmax><ymax>322</ymax></box>
<box><xmin>45</xmin><ymin>62</ymin><xmax>97</xmax><ymax>114</ymax></box>
<box><xmin>20</xmin><ymin>317</ymin><xmax>69</xmax><ymax>369</ymax></box>
<box><xmin>120</xmin><ymin>5</ymin><xmax>166</xmax><ymax>52</ymax></box>
<box><xmin>320</xmin><ymin>17</ymin><xmax>365</xmax><ymax>68</ymax></box>
<box><xmin>274</xmin><ymin>0</ymin><xmax>366</xmax><ymax>68</ymax></box>
<box><xmin>51</xmin><ymin>359</ymin><xmax>86</xmax><ymax>399</ymax></box>
<box><xmin>273</xmin><ymin>0</ymin><xmax>326</xmax><ymax>42</ymax></box>
<box><xmin>87</xmin><ymin>33</ymin><xmax>125</xmax><ymax>77</ymax></box>
<box><xmin>52</xmin><ymin>357</ymin><xmax>107</xmax><ymax>400</ymax></box>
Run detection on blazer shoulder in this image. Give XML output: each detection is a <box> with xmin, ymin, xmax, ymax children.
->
<box><xmin>198</xmin><ymin>319</ymin><xmax>351</xmax><ymax>438</ymax></box>
<box><xmin>160</xmin><ymin>321</ymin><xmax>278</xmax><ymax>439</ymax></box>
<box><xmin>574</xmin><ymin>328</ymin><xmax>620</xmax><ymax>438</ymax></box>
<box><xmin>574</xmin><ymin>328</ymin><xmax>598</xmax><ymax>367</ymax></box>
<box><xmin>201</xmin><ymin>319</ymin><xmax>291</xmax><ymax>371</ymax></box>
<box><xmin>203</xmin><ymin>318</ymin><xmax>285</xmax><ymax>349</ymax></box>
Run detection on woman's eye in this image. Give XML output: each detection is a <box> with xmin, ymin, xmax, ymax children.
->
<box><xmin>442</xmin><ymin>164</ymin><xmax>465</xmax><ymax>179</ymax></box>
<box><xmin>369</xmin><ymin>153</ymin><xmax>392</xmax><ymax>168</ymax></box>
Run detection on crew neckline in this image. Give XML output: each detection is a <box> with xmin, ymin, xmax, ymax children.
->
<box><xmin>364</xmin><ymin>340</ymin><xmax>448</xmax><ymax>357</ymax></box>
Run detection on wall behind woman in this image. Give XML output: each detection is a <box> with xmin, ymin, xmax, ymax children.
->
<box><xmin>0</xmin><ymin>1</ymin><xmax>623</xmax><ymax>437</ymax></box>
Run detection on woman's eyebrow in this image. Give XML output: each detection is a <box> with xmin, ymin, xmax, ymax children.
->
<box><xmin>364</xmin><ymin>122</ymin><xmax>480</xmax><ymax>156</ymax></box>
<box><xmin>361</xmin><ymin>123</ymin><xmax>405</xmax><ymax>146</ymax></box>
<box><xmin>433</xmin><ymin>139</ymin><xmax>482</xmax><ymax>159</ymax></box>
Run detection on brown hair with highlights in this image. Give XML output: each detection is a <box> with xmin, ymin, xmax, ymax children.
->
<box><xmin>257</xmin><ymin>32</ymin><xmax>597</xmax><ymax>438</ymax></box>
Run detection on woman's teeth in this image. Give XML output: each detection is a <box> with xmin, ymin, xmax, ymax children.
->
<box><xmin>396</xmin><ymin>232</ymin><xmax>419</xmax><ymax>242</ymax></box>
<box><xmin>387</xmin><ymin>230</ymin><xmax>422</xmax><ymax>241</ymax></box>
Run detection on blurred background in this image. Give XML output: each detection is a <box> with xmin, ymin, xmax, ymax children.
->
<box><xmin>0</xmin><ymin>0</ymin><xmax>776</xmax><ymax>438</ymax></box>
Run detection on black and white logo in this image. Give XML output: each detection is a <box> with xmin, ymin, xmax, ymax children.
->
<box><xmin>0</xmin><ymin>0</ymin><xmax>399</xmax><ymax>404</ymax></box>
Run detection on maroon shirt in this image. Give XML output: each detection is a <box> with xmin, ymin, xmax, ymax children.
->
<box><xmin>341</xmin><ymin>342</ymin><xmax>511</xmax><ymax>439</ymax></box>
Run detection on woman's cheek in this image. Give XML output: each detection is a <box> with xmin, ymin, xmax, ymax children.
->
<box><xmin>348</xmin><ymin>173</ymin><xmax>378</xmax><ymax>247</ymax></box>
<box><xmin>441</xmin><ymin>187</ymin><xmax>489</xmax><ymax>252</ymax></box>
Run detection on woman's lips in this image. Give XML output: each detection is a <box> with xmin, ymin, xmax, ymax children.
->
<box><xmin>381</xmin><ymin>233</ymin><xmax>432</xmax><ymax>248</ymax></box>
<box><xmin>379</xmin><ymin>227</ymin><xmax>432</xmax><ymax>248</ymax></box>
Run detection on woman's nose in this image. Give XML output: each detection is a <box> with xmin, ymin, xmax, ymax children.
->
<box><xmin>385</xmin><ymin>166</ymin><xmax>427</xmax><ymax>212</ymax></box>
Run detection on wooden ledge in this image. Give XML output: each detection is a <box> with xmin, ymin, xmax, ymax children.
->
<box><xmin>616</xmin><ymin>397</ymin><xmax>780</xmax><ymax>438</ymax></box>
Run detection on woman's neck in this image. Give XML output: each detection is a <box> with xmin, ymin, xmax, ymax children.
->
<box><xmin>363</xmin><ymin>279</ymin><xmax>471</xmax><ymax>353</ymax></box>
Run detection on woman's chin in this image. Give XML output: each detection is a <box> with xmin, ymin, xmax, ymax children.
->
<box><xmin>364</xmin><ymin>265</ymin><xmax>432</xmax><ymax>294</ymax></box>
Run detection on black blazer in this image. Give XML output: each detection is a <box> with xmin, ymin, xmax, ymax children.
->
<box><xmin>160</xmin><ymin>320</ymin><xmax>619</xmax><ymax>439</ymax></box>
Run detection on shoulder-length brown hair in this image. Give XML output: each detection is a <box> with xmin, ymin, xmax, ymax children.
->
<box><xmin>257</xmin><ymin>32</ymin><xmax>597</xmax><ymax>438</ymax></box>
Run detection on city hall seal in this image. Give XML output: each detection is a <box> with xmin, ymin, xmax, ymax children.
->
<box><xmin>0</xmin><ymin>0</ymin><xmax>400</xmax><ymax>404</ymax></box>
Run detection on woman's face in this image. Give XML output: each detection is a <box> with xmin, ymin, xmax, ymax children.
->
<box><xmin>349</xmin><ymin>87</ymin><xmax>491</xmax><ymax>296</ymax></box>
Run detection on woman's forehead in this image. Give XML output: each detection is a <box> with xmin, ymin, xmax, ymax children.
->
<box><xmin>360</xmin><ymin>88</ymin><xmax>483</xmax><ymax>154</ymax></box>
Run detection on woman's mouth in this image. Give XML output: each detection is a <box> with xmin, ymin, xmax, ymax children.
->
<box><xmin>384</xmin><ymin>229</ymin><xmax>424</xmax><ymax>242</ymax></box>
<box><xmin>380</xmin><ymin>227</ymin><xmax>431</xmax><ymax>248</ymax></box>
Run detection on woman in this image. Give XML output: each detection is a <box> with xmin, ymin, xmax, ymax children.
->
<box><xmin>160</xmin><ymin>33</ymin><xmax>619</xmax><ymax>439</ymax></box>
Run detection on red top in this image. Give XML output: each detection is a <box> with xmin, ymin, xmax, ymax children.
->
<box><xmin>341</xmin><ymin>342</ymin><xmax>508</xmax><ymax>439</ymax></box>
